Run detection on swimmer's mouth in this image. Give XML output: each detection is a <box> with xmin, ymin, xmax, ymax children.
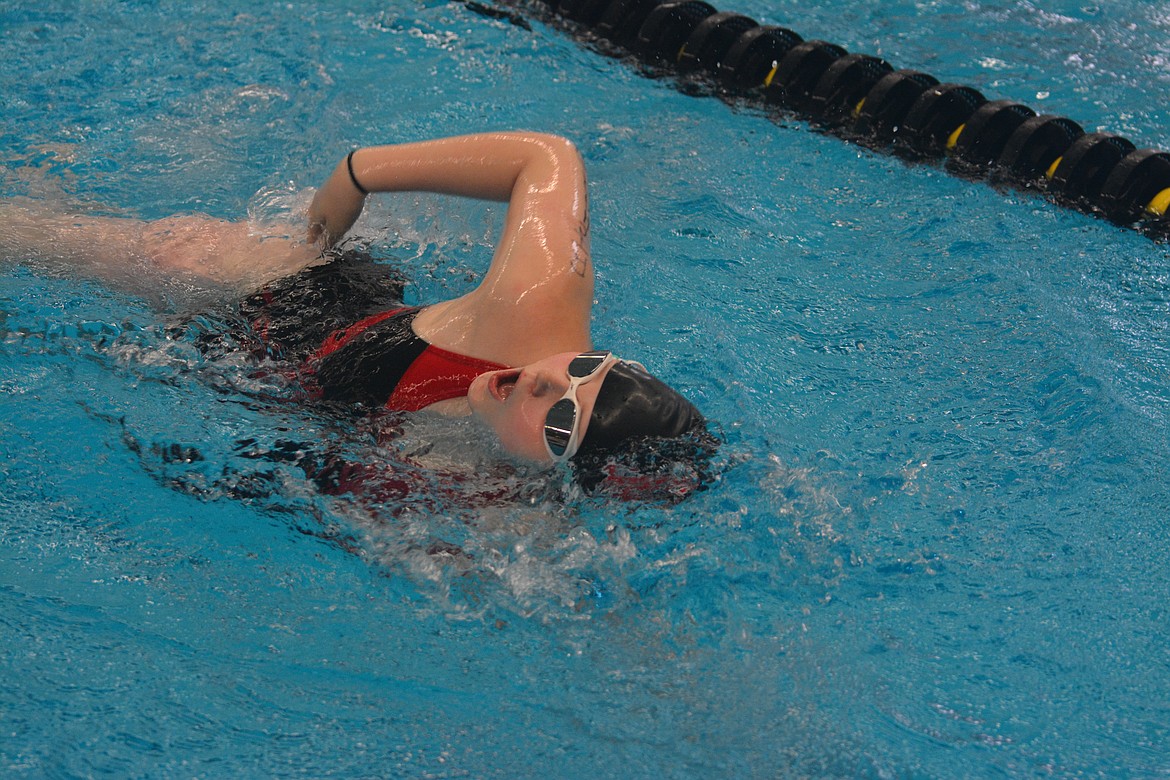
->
<box><xmin>488</xmin><ymin>369</ymin><xmax>521</xmax><ymax>402</ymax></box>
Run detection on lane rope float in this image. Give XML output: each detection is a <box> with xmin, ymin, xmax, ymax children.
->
<box><xmin>474</xmin><ymin>0</ymin><xmax>1170</xmax><ymax>241</ymax></box>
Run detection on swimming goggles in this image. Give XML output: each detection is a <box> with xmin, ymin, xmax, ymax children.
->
<box><xmin>543</xmin><ymin>350</ymin><xmax>619</xmax><ymax>463</ymax></box>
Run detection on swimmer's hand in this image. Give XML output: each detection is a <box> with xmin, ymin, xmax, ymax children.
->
<box><xmin>307</xmin><ymin>150</ymin><xmax>369</xmax><ymax>247</ymax></box>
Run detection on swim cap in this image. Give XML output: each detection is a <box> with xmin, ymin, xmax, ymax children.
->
<box><xmin>572</xmin><ymin>361</ymin><xmax>717</xmax><ymax>500</ymax></box>
<box><xmin>576</xmin><ymin>361</ymin><xmax>701</xmax><ymax>455</ymax></box>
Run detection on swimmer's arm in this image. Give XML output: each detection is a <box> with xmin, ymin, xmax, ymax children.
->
<box><xmin>308</xmin><ymin>132</ymin><xmax>588</xmax><ymax>256</ymax></box>
<box><xmin>308</xmin><ymin>132</ymin><xmax>593</xmax><ymax>358</ymax></box>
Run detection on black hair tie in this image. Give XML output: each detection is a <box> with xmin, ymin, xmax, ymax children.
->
<box><xmin>346</xmin><ymin>150</ymin><xmax>369</xmax><ymax>195</ymax></box>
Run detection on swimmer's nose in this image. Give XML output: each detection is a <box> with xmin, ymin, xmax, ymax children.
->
<box><xmin>523</xmin><ymin>367</ymin><xmax>567</xmax><ymax>398</ymax></box>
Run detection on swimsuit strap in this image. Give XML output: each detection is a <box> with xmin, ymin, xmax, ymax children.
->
<box><xmin>388</xmin><ymin>342</ymin><xmax>508</xmax><ymax>411</ymax></box>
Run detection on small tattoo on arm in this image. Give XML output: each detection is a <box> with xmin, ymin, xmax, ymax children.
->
<box><xmin>570</xmin><ymin>209</ymin><xmax>590</xmax><ymax>277</ymax></box>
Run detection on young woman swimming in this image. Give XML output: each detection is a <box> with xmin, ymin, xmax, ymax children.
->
<box><xmin>2</xmin><ymin>132</ymin><xmax>710</xmax><ymax>492</ymax></box>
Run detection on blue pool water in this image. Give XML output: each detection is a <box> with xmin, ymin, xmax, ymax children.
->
<box><xmin>3</xmin><ymin>1</ymin><xmax>1170</xmax><ymax>776</ymax></box>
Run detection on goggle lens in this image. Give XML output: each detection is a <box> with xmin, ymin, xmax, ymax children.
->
<box><xmin>543</xmin><ymin>398</ymin><xmax>577</xmax><ymax>458</ymax></box>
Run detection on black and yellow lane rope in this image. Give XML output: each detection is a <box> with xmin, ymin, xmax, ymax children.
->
<box><xmin>481</xmin><ymin>0</ymin><xmax>1170</xmax><ymax>240</ymax></box>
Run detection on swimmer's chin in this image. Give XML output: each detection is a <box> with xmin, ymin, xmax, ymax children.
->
<box><xmin>465</xmin><ymin>373</ymin><xmax>489</xmax><ymax>417</ymax></box>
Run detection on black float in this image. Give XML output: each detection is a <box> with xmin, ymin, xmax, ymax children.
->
<box><xmin>809</xmin><ymin>54</ymin><xmax>893</xmax><ymax>130</ymax></box>
<box><xmin>677</xmin><ymin>12</ymin><xmax>758</xmax><ymax>73</ymax></box>
<box><xmin>996</xmin><ymin>115</ymin><xmax>1084</xmax><ymax>183</ymax></box>
<box><xmin>1099</xmin><ymin>150</ymin><xmax>1170</xmax><ymax>224</ymax></box>
<box><xmin>635</xmin><ymin>1</ymin><xmax>716</xmax><ymax>61</ymax></box>
<box><xmin>853</xmin><ymin>70</ymin><xmax>939</xmax><ymax>144</ymax></box>
<box><xmin>949</xmin><ymin>100</ymin><xmax>1036</xmax><ymax>173</ymax></box>
<box><xmin>897</xmin><ymin>84</ymin><xmax>986</xmax><ymax>159</ymax></box>
<box><xmin>764</xmin><ymin>40</ymin><xmax>848</xmax><ymax>111</ymax></box>
<box><xmin>1049</xmin><ymin>133</ymin><xmax>1136</xmax><ymax>207</ymax></box>
<box><xmin>717</xmin><ymin>26</ymin><xmax>803</xmax><ymax>89</ymax></box>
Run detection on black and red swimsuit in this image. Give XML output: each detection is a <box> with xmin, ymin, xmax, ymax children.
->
<box><xmin>239</xmin><ymin>252</ymin><xmax>506</xmax><ymax>410</ymax></box>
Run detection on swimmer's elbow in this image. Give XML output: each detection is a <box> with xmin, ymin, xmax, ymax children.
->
<box><xmin>540</xmin><ymin>135</ymin><xmax>587</xmax><ymax>186</ymax></box>
<box><xmin>548</xmin><ymin>135</ymin><xmax>583</xmax><ymax>167</ymax></box>
<box><xmin>507</xmin><ymin>132</ymin><xmax>584</xmax><ymax>170</ymax></box>
<box><xmin>548</xmin><ymin>134</ymin><xmax>580</xmax><ymax>158</ymax></box>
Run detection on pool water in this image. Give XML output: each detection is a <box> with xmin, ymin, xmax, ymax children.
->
<box><xmin>4</xmin><ymin>1</ymin><xmax>1170</xmax><ymax>776</ymax></box>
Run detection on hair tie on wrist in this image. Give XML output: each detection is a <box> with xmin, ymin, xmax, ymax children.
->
<box><xmin>346</xmin><ymin>150</ymin><xmax>369</xmax><ymax>195</ymax></box>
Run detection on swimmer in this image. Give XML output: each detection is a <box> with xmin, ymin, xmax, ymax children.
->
<box><xmin>2</xmin><ymin>132</ymin><xmax>712</xmax><ymax>493</ymax></box>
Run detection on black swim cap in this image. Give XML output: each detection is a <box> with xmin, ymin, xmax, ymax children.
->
<box><xmin>572</xmin><ymin>361</ymin><xmax>716</xmax><ymax>500</ymax></box>
<box><xmin>576</xmin><ymin>361</ymin><xmax>701</xmax><ymax>455</ymax></box>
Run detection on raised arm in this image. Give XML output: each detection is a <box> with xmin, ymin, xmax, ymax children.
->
<box><xmin>308</xmin><ymin>132</ymin><xmax>586</xmax><ymax>242</ymax></box>
<box><xmin>308</xmin><ymin>132</ymin><xmax>594</xmax><ymax>362</ymax></box>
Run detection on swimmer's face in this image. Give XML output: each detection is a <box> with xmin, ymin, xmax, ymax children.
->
<box><xmin>468</xmin><ymin>351</ymin><xmax>615</xmax><ymax>463</ymax></box>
